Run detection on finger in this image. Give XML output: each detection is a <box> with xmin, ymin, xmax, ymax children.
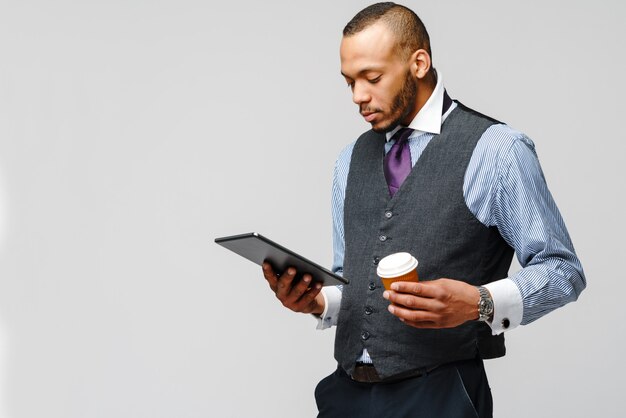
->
<box><xmin>292</xmin><ymin>280</ymin><xmax>323</xmax><ymax>311</ymax></box>
<box><xmin>289</xmin><ymin>274</ymin><xmax>321</xmax><ymax>304</ymax></box>
<box><xmin>262</xmin><ymin>262</ymin><xmax>278</xmax><ymax>291</ymax></box>
<box><xmin>389</xmin><ymin>281</ymin><xmax>441</xmax><ymax>299</ymax></box>
<box><xmin>387</xmin><ymin>303</ymin><xmax>440</xmax><ymax>323</ymax></box>
<box><xmin>275</xmin><ymin>267</ymin><xmax>297</xmax><ymax>301</ymax></box>
<box><xmin>288</xmin><ymin>273</ymin><xmax>314</xmax><ymax>302</ymax></box>
<box><xmin>384</xmin><ymin>291</ymin><xmax>443</xmax><ymax>311</ymax></box>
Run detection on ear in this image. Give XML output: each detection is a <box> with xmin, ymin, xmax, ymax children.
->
<box><xmin>410</xmin><ymin>49</ymin><xmax>432</xmax><ymax>80</ymax></box>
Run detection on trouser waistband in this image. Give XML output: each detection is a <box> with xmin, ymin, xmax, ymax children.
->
<box><xmin>346</xmin><ymin>363</ymin><xmax>440</xmax><ymax>384</ymax></box>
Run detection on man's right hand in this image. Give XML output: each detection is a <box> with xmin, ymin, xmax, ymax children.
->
<box><xmin>262</xmin><ymin>262</ymin><xmax>325</xmax><ymax>315</ymax></box>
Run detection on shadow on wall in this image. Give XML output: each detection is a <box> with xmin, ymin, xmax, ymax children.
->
<box><xmin>0</xmin><ymin>166</ymin><xmax>7</xmax><ymax>418</ymax></box>
<box><xmin>0</xmin><ymin>166</ymin><xmax>5</xmax><ymax>254</ymax></box>
<box><xmin>0</xmin><ymin>319</ymin><xmax>6</xmax><ymax>418</ymax></box>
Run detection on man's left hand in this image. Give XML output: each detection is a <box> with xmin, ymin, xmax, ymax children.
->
<box><xmin>383</xmin><ymin>279</ymin><xmax>480</xmax><ymax>329</ymax></box>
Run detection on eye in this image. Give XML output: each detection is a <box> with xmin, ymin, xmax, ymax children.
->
<box><xmin>368</xmin><ymin>75</ymin><xmax>381</xmax><ymax>84</ymax></box>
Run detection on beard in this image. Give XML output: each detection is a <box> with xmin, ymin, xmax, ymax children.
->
<box><xmin>371</xmin><ymin>70</ymin><xmax>418</xmax><ymax>133</ymax></box>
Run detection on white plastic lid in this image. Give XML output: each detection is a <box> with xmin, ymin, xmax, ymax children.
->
<box><xmin>376</xmin><ymin>252</ymin><xmax>418</xmax><ymax>278</ymax></box>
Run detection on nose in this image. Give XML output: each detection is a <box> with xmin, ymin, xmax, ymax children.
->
<box><xmin>352</xmin><ymin>82</ymin><xmax>371</xmax><ymax>106</ymax></box>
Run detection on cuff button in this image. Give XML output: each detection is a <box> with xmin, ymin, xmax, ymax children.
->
<box><xmin>501</xmin><ymin>318</ymin><xmax>510</xmax><ymax>329</ymax></box>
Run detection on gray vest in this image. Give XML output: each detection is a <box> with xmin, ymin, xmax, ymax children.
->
<box><xmin>335</xmin><ymin>103</ymin><xmax>514</xmax><ymax>379</ymax></box>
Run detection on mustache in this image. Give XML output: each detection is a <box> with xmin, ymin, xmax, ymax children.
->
<box><xmin>360</xmin><ymin>106</ymin><xmax>383</xmax><ymax>115</ymax></box>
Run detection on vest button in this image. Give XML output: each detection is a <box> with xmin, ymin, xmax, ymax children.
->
<box><xmin>379</xmin><ymin>235</ymin><xmax>387</xmax><ymax>242</ymax></box>
<box><xmin>361</xmin><ymin>331</ymin><xmax>370</xmax><ymax>340</ymax></box>
<box><xmin>385</xmin><ymin>211</ymin><xmax>393</xmax><ymax>219</ymax></box>
<box><xmin>372</xmin><ymin>256</ymin><xmax>380</xmax><ymax>265</ymax></box>
<box><xmin>368</xmin><ymin>282</ymin><xmax>376</xmax><ymax>291</ymax></box>
<box><xmin>364</xmin><ymin>306</ymin><xmax>373</xmax><ymax>315</ymax></box>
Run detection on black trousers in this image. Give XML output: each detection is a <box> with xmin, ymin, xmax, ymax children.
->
<box><xmin>314</xmin><ymin>357</ymin><xmax>492</xmax><ymax>418</ymax></box>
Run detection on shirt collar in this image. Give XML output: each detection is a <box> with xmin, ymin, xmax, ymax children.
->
<box><xmin>386</xmin><ymin>70</ymin><xmax>446</xmax><ymax>141</ymax></box>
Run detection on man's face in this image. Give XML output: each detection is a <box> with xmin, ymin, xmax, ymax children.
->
<box><xmin>340</xmin><ymin>22</ymin><xmax>417</xmax><ymax>133</ymax></box>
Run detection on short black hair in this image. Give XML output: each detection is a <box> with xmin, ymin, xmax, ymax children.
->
<box><xmin>343</xmin><ymin>2</ymin><xmax>432</xmax><ymax>61</ymax></box>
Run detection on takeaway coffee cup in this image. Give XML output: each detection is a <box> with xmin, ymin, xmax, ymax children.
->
<box><xmin>376</xmin><ymin>252</ymin><xmax>419</xmax><ymax>290</ymax></box>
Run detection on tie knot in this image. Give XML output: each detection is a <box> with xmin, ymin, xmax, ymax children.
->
<box><xmin>391</xmin><ymin>127</ymin><xmax>414</xmax><ymax>144</ymax></box>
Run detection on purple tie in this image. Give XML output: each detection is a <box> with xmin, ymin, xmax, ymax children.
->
<box><xmin>383</xmin><ymin>90</ymin><xmax>453</xmax><ymax>196</ymax></box>
<box><xmin>384</xmin><ymin>127</ymin><xmax>414</xmax><ymax>196</ymax></box>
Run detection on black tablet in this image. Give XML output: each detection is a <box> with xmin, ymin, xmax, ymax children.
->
<box><xmin>214</xmin><ymin>232</ymin><xmax>348</xmax><ymax>286</ymax></box>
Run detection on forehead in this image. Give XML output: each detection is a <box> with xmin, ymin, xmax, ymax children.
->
<box><xmin>340</xmin><ymin>22</ymin><xmax>400</xmax><ymax>77</ymax></box>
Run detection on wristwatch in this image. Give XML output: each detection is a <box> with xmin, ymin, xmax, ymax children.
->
<box><xmin>476</xmin><ymin>286</ymin><xmax>494</xmax><ymax>322</ymax></box>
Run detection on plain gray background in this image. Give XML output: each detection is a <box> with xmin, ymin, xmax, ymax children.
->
<box><xmin>0</xmin><ymin>0</ymin><xmax>624</xmax><ymax>417</ymax></box>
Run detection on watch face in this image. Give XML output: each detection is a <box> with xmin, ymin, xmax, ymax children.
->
<box><xmin>479</xmin><ymin>299</ymin><xmax>494</xmax><ymax>316</ymax></box>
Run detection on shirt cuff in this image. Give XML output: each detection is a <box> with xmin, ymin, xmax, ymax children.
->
<box><xmin>483</xmin><ymin>278</ymin><xmax>523</xmax><ymax>335</ymax></box>
<box><xmin>315</xmin><ymin>286</ymin><xmax>342</xmax><ymax>330</ymax></box>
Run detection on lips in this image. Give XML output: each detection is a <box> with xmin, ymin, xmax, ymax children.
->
<box><xmin>361</xmin><ymin>111</ymin><xmax>378</xmax><ymax>122</ymax></box>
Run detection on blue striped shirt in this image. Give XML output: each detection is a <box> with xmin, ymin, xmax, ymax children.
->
<box><xmin>319</xmin><ymin>83</ymin><xmax>586</xmax><ymax>337</ymax></box>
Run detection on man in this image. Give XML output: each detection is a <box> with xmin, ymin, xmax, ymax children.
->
<box><xmin>262</xmin><ymin>3</ymin><xmax>585</xmax><ymax>417</ymax></box>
